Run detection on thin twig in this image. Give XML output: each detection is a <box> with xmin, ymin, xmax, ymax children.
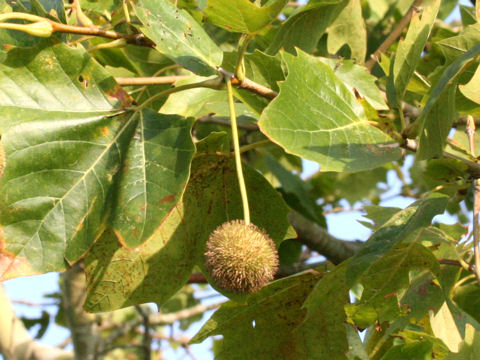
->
<box><xmin>149</xmin><ymin>303</ymin><xmax>223</xmax><ymax>326</ymax></box>
<box><xmin>49</xmin><ymin>20</ymin><xmax>155</xmax><ymax>47</ymax></box>
<box><xmin>115</xmin><ymin>76</ymin><xmax>191</xmax><ymax>86</ymax></box>
<box><xmin>239</xmin><ymin>139</ymin><xmax>271</xmax><ymax>153</ymax></box>
<box><xmin>365</xmin><ymin>0</ymin><xmax>424</xmax><ymax>71</ymax></box>
<box><xmin>219</xmin><ymin>68</ymin><xmax>278</xmax><ymax>100</ymax></box>
<box><xmin>11</xmin><ymin>299</ymin><xmax>58</xmax><ymax>307</ymax></box>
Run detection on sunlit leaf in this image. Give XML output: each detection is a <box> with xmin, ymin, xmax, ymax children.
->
<box><xmin>259</xmin><ymin>50</ymin><xmax>401</xmax><ymax>172</ymax></box>
<box><xmin>135</xmin><ymin>0</ymin><xmax>223</xmax><ymax>76</ymax></box>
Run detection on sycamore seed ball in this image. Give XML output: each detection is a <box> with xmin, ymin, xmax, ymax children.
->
<box><xmin>205</xmin><ymin>220</ymin><xmax>279</xmax><ymax>293</ymax></box>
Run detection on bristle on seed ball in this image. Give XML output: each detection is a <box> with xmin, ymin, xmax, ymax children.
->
<box><xmin>205</xmin><ymin>220</ymin><xmax>279</xmax><ymax>293</ymax></box>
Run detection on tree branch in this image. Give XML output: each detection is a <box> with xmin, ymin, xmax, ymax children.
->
<box><xmin>218</xmin><ymin>67</ymin><xmax>278</xmax><ymax>100</ymax></box>
<box><xmin>60</xmin><ymin>262</ymin><xmax>97</xmax><ymax>360</ymax></box>
<box><xmin>149</xmin><ymin>302</ymin><xmax>222</xmax><ymax>326</ymax></box>
<box><xmin>365</xmin><ymin>0</ymin><xmax>424</xmax><ymax>71</ymax></box>
<box><xmin>0</xmin><ymin>284</ymin><xmax>73</xmax><ymax>360</ymax></box>
<box><xmin>289</xmin><ymin>211</ymin><xmax>363</xmax><ymax>264</ymax></box>
<box><xmin>49</xmin><ymin>20</ymin><xmax>155</xmax><ymax>47</ymax></box>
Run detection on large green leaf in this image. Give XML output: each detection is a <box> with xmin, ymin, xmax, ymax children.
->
<box><xmin>0</xmin><ymin>43</ymin><xmax>195</xmax><ymax>279</ymax></box>
<box><xmin>346</xmin><ymin>243</ymin><xmax>440</xmax><ymax>327</ymax></box>
<box><xmin>0</xmin><ymin>43</ymin><xmax>132</xmax><ymax>279</ymax></box>
<box><xmin>84</xmin><ymin>153</ymin><xmax>295</xmax><ymax>311</ymax></box>
<box><xmin>326</xmin><ymin>0</ymin><xmax>366</xmax><ymax>62</ymax></box>
<box><xmin>134</xmin><ymin>0</ymin><xmax>223</xmax><ymax>76</ymax></box>
<box><xmin>266</xmin><ymin>0</ymin><xmax>347</xmax><ymax>55</ymax></box>
<box><xmin>292</xmin><ymin>262</ymin><xmax>350</xmax><ymax>360</ymax></box>
<box><xmin>111</xmin><ymin>109</ymin><xmax>195</xmax><ymax>249</ymax></box>
<box><xmin>437</xmin><ymin>23</ymin><xmax>480</xmax><ymax>64</ymax></box>
<box><xmin>391</xmin><ymin>0</ymin><xmax>440</xmax><ymax>102</ymax></box>
<box><xmin>204</xmin><ymin>0</ymin><xmax>288</xmax><ymax>34</ymax></box>
<box><xmin>346</xmin><ymin>193</ymin><xmax>448</xmax><ymax>286</ymax></box>
<box><xmin>190</xmin><ymin>271</ymin><xmax>323</xmax><ymax>359</ymax></box>
<box><xmin>259</xmin><ymin>50</ymin><xmax>401</xmax><ymax>172</ymax></box>
<box><xmin>319</xmin><ymin>58</ymin><xmax>388</xmax><ymax>110</ymax></box>
<box><xmin>417</xmin><ymin>42</ymin><xmax>480</xmax><ymax>159</ymax></box>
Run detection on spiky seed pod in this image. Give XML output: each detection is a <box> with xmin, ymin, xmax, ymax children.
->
<box><xmin>205</xmin><ymin>220</ymin><xmax>279</xmax><ymax>293</ymax></box>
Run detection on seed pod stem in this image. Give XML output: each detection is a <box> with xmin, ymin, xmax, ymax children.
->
<box><xmin>226</xmin><ymin>76</ymin><xmax>250</xmax><ymax>225</ymax></box>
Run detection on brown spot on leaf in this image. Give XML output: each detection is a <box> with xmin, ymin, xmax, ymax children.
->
<box><xmin>353</xmin><ymin>88</ymin><xmax>363</xmax><ymax>100</ymax></box>
<box><xmin>0</xmin><ymin>251</ymin><xmax>33</xmax><ymax>281</ymax></box>
<box><xmin>100</xmin><ymin>127</ymin><xmax>109</xmax><ymax>136</ymax></box>
<box><xmin>384</xmin><ymin>291</ymin><xmax>396</xmax><ymax>299</ymax></box>
<box><xmin>158</xmin><ymin>194</ymin><xmax>175</xmax><ymax>205</ymax></box>
<box><xmin>106</xmin><ymin>84</ymin><xmax>133</xmax><ymax>108</ymax></box>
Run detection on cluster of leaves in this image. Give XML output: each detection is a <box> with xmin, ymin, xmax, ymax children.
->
<box><xmin>1</xmin><ymin>0</ymin><xmax>480</xmax><ymax>358</ymax></box>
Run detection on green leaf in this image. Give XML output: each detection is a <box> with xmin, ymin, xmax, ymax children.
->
<box><xmin>437</xmin><ymin>23</ymin><xmax>480</xmax><ymax>64</ymax></box>
<box><xmin>392</xmin><ymin>0</ymin><xmax>440</xmax><ymax>102</ymax></box>
<box><xmin>417</xmin><ymin>41</ymin><xmax>480</xmax><ymax>159</ymax></box>
<box><xmin>460</xmin><ymin>5</ymin><xmax>477</xmax><ymax>27</ymax></box>
<box><xmin>326</xmin><ymin>0</ymin><xmax>366</xmax><ymax>62</ymax></box>
<box><xmin>134</xmin><ymin>0</ymin><xmax>223</xmax><ymax>76</ymax></box>
<box><xmin>0</xmin><ymin>43</ymin><xmax>134</xmax><ymax>279</ymax></box>
<box><xmin>310</xmin><ymin>167</ymin><xmax>388</xmax><ymax>205</ymax></box>
<box><xmin>266</xmin><ymin>0</ymin><xmax>347</xmax><ymax>55</ymax></box>
<box><xmin>292</xmin><ymin>262</ymin><xmax>350</xmax><ymax>360</ymax></box>
<box><xmin>85</xmin><ymin>154</ymin><xmax>295</xmax><ymax>311</ymax></box>
<box><xmin>445</xmin><ymin>324</ymin><xmax>480</xmax><ymax>359</ymax></box>
<box><xmin>346</xmin><ymin>193</ymin><xmax>448</xmax><ymax>286</ymax></box>
<box><xmin>347</xmin><ymin>243</ymin><xmax>440</xmax><ymax>327</ymax></box>
<box><xmin>0</xmin><ymin>43</ymin><xmax>196</xmax><ymax>279</ymax></box>
<box><xmin>459</xmin><ymin>62</ymin><xmax>480</xmax><ymax>104</ymax></box>
<box><xmin>264</xmin><ymin>153</ymin><xmax>321</xmax><ymax>224</ymax></box>
<box><xmin>319</xmin><ymin>58</ymin><xmax>388</xmax><ymax>110</ymax></box>
<box><xmin>430</xmin><ymin>302</ymin><xmax>464</xmax><ymax>352</ymax></box>
<box><xmin>204</xmin><ymin>0</ymin><xmax>288</xmax><ymax>34</ymax></box>
<box><xmin>190</xmin><ymin>271</ymin><xmax>323</xmax><ymax>359</ymax></box>
<box><xmin>160</xmin><ymin>75</ymin><xmax>257</xmax><ymax>119</ymax></box>
<box><xmin>111</xmin><ymin>109</ymin><xmax>195</xmax><ymax>248</ymax></box>
<box><xmin>259</xmin><ymin>50</ymin><xmax>401</xmax><ymax>172</ymax></box>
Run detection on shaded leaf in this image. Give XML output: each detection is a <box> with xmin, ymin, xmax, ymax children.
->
<box><xmin>259</xmin><ymin>50</ymin><xmax>401</xmax><ymax>172</ymax></box>
<box><xmin>266</xmin><ymin>0</ymin><xmax>347</xmax><ymax>55</ymax></box>
<box><xmin>292</xmin><ymin>262</ymin><xmax>350</xmax><ymax>360</ymax></box>
<box><xmin>190</xmin><ymin>271</ymin><xmax>323</xmax><ymax>359</ymax></box>
<box><xmin>111</xmin><ymin>109</ymin><xmax>195</xmax><ymax>248</ymax></box>
<box><xmin>135</xmin><ymin>0</ymin><xmax>223</xmax><ymax>76</ymax></box>
<box><xmin>85</xmin><ymin>154</ymin><xmax>295</xmax><ymax>311</ymax></box>
<box><xmin>264</xmin><ymin>153</ymin><xmax>321</xmax><ymax>223</ymax></box>
<box><xmin>346</xmin><ymin>193</ymin><xmax>448</xmax><ymax>286</ymax></box>
<box><xmin>346</xmin><ymin>243</ymin><xmax>440</xmax><ymax>327</ymax></box>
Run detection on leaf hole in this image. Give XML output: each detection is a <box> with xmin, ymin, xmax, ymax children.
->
<box><xmin>78</xmin><ymin>75</ymin><xmax>89</xmax><ymax>88</ymax></box>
